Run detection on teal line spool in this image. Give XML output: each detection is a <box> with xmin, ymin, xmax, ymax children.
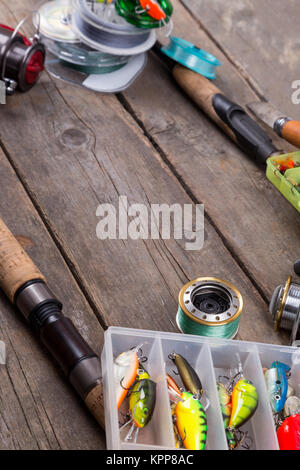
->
<box><xmin>161</xmin><ymin>37</ymin><xmax>221</xmax><ymax>79</ymax></box>
<box><xmin>176</xmin><ymin>277</ymin><xmax>243</xmax><ymax>339</ymax></box>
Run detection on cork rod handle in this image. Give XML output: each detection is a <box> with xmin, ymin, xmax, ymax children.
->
<box><xmin>281</xmin><ymin>120</ymin><xmax>300</xmax><ymax>149</ymax></box>
<box><xmin>172</xmin><ymin>64</ymin><xmax>237</xmax><ymax>142</ymax></box>
<box><xmin>0</xmin><ymin>217</ymin><xmax>45</xmax><ymax>302</ymax></box>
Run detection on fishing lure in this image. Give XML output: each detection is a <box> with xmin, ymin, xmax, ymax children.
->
<box><xmin>171</xmin><ymin>403</ymin><xmax>181</xmax><ymax>448</ymax></box>
<box><xmin>228</xmin><ymin>379</ymin><xmax>258</xmax><ymax>430</ymax></box>
<box><xmin>283</xmin><ymin>396</ymin><xmax>300</xmax><ymax>418</ymax></box>
<box><xmin>166</xmin><ymin>373</ymin><xmax>181</xmax><ymax>398</ymax></box>
<box><xmin>277</xmin><ymin>414</ymin><xmax>300</xmax><ymax>450</ymax></box>
<box><xmin>114</xmin><ymin>348</ymin><xmax>139</xmax><ymax>409</ymax></box>
<box><xmin>168</xmin><ymin>352</ymin><xmax>203</xmax><ymax>399</ymax></box>
<box><xmin>120</xmin><ymin>366</ymin><xmax>156</xmax><ymax>442</ymax></box>
<box><xmin>217</xmin><ymin>382</ymin><xmax>236</xmax><ymax>449</ymax></box>
<box><xmin>139</xmin><ymin>0</ymin><xmax>166</xmax><ymax>20</ymax></box>
<box><xmin>175</xmin><ymin>392</ymin><xmax>207</xmax><ymax>450</ymax></box>
<box><xmin>264</xmin><ymin>361</ymin><xmax>290</xmax><ymax>413</ymax></box>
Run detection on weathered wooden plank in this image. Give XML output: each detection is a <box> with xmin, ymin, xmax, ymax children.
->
<box><xmin>0</xmin><ymin>150</ymin><xmax>105</xmax><ymax>449</ymax></box>
<box><xmin>182</xmin><ymin>0</ymin><xmax>300</xmax><ymax>118</ymax></box>
<box><xmin>122</xmin><ymin>0</ymin><xmax>300</xmax><ymax>304</ymax></box>
<box><xmin>0</xmin><ymin>1</ymin><xmax>281</xmax><ymax>347</ymax></box>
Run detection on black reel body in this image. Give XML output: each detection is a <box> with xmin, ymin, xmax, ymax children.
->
<box><xmin>0</xmin><ymin>24</ymin><xmax>45</xmax><ymax>95</ymax></box>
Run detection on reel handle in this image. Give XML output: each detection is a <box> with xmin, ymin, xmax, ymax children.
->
<box><xmin>0</xmin><ymin>217</ymin><xmax>45</xmax><ymax>302</ymax></box>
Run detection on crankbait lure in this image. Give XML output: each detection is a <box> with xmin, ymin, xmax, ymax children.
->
<box><xmin>114</xmin><ymin>348</ymin><xmax>139</xmax><ymax>409</ymax></box>
<box><xmin>217</xmin><ymin>382</ymin><xmax>236</xmax><ymax>449</ymax></box>
<box><xmin>169</xmin><ymin>352</ymin><xmax>203</xmax><ymax>399</ymax></box>
<box><xmin>229</xmin><ymin>379</ymin><xmax>258</xmax><ymax>430</ymax></box>
<box><xmin>129</xmin><ymin>374</ymin><xmax>156</xmax><ymax>428</ymax></box>
<box><xmin>277</xmin><ymin>414</ymin><xmax>300</xmax><ymax>450</ymax></box>
<box><xmin>139</xmin><ymin>0</ymin><xmax>166</xmax><ymax>20</ymax></box>
<box><xmin>175</xmin><ymin>392</ymin><xmax>207</xmax><ymax>450</ymax></box>
<box><xmin>264</xmin><ymin>361</ymin><xmax>290</xmax><ymax>413</ymax></box>
<box><xmin>283</xmin><ymin>396</ymin><xmax>300</xmax><ymax>418</ymax></box>
<box><xmin>166</xmin><ymin>373</ymin><xmax>181</xmax><ymax>398</ymax></box>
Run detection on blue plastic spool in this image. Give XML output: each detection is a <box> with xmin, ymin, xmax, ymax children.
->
<box><xmin>161</xmin><ymin>36</ymin><xmax>221</xmax><ymax>79</ymax></box>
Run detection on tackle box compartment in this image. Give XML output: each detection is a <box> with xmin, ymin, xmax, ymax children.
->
<box><xmin>266</xmin><ymin>151</ymin><xmax>300</xmax><ymax>213</ymax></box>
<box><xmin>101</xmin><ymin>327</ymin><xmax>300</xmax><ymax>450</ymax></box>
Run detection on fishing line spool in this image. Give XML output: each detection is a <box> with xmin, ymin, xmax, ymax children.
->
<box><xmin>71</xmin><ymin>0</ymin><xmax>156</xmax><ymax>55</ymax></box>
<box><xmin>269</xmin><ymin>271</ymin><xmax>300</xmax><ymax>346</ymax></box>
<box><xmin>0</xmin><ymin>21</ymin><xmax>45</xmax><ymax>95</ymax></box>
<box><xmin>161</xmin><ymin>36</ymin><xmax>221</xmax><ymax>79</ymax></box>
<box><xmin>177</xmin><ymin>277</ymin><xmax>243</xmax><ymax>339</ymax></box>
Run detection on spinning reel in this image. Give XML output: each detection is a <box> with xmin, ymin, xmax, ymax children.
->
<box><xmin>0</xmin><ymin>18</ymin><xmax>45</xmax><ymax>96</ymax></box>
<box><xmin>270</xmin><ymin>260</ymin><xmax>300</xmax><ymax>346</ymax></box>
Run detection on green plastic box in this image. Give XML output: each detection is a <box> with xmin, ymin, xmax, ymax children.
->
<box><xmin>266</xmin><ymin>151</ymin><xmax>300</xmax><ymax>213</ymax></box>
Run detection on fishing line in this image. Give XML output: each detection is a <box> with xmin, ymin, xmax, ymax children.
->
<box><xmin>161</xmin><ymin>37</ymin><xmax>221</xmax><ymax>79</ymax></box>
<box><xmin>72</xmin><ymin>0</ymin><xmax>157</xmax><ymax>55</ymax></box>
<box><xmin>176</xmin><ymin>277</ymin><xmax>243</xmax><ymax>339</ymax></box>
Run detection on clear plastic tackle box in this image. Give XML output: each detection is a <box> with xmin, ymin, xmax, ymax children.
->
<box><xmin>101</xmin><ymin>327</ymin><xmax>300</xmax><ymax>450</ymax></box>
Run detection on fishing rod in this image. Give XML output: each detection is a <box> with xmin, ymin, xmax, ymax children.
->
<box><xmin>0</xmin><ymin>217</ymin><xmax>104</xmax><ymax>428</ymax></box>
<box><xmin>153</xmin><ymin>42</ymin><xmax>300</xmax><ymax>213</ymax></box>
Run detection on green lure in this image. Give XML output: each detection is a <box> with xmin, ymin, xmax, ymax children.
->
<box><xmin>229</xmin><ymin>379</ymin><xmax>258</xmax><ymax>430</ymax></box>
<box><xmin>129</xmin><ymin>374</ymin><xmax>156</xmax><ymax>428</ymax></box>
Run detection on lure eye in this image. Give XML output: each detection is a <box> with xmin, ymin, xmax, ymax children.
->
<box><xmin>274</xmin><ymin>394</ymin><xmax>281</xmax><ymax>401</ymax></box>
<box><xmin>143</xmin><ymin>408</ymin><xmax>149</xmax><ymax>415</ymax></box>
<box><xmin>276</xmin><ymin>380</ymin><xmax>281</xmax><ymax>385</ymax></box>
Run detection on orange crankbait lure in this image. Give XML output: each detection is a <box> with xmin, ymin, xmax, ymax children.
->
<box><xmin>139</xmin><ymin>0</ymin><xmax>166</xmax><ymax>20</ymax></box>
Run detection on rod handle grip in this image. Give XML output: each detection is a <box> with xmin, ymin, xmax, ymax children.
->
<box><xmin>0</xmin><ymin>217</ymin><xmax>45</xmax><ymax>303</ymax></box>
<box><xmin>172</xmin><ymin>64</ymin><xmax>237</xmax><ymax>142</ymax></box>
<box><xmin>85</xmin><ymin>383</ymin><xmax>105</xmax><ymax>429</ymax></box>
<box><xmin>282</xmin><ymin>120</ymin><xmax>300</xmax><ymax>148</ymax></box>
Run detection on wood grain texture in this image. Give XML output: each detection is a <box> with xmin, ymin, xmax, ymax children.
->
<box><xmin>182</xmin><ymin>0</ymin><xmax>300</xmax><ymax>119</ymax></box>
<box><xmin>123</xmin><ymin>0</ymin><xmax>300</xmax><ymax>301</ymax></box>
<box><xmin>0</xmin><ymin>2</ymin><xmax>284</xmax><ymax>341</ymax></box>
<box><xmin>0</xmin><ymin>151</ymin><xmax>106</xmax><ymax>449</ymax></box>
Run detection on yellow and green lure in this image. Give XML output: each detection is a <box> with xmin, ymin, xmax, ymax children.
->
<box><xmin>228</xmin><ymin>378</ymin><xmax>258</xmax><ymax>430</ymax></box>
<box><xmin>175</xmin><ymin>392</ymin><xmax>207</xmax><ymax>450</ymax></box>
<box><xmin>129</xmin><ymin>369</ymin><xmax>156</xmax><ymax>428</ymax></box>
<box><xmin>217</xmin><ymin>382</ymin><xmax>236</xmax><ymax>449</ymax></box>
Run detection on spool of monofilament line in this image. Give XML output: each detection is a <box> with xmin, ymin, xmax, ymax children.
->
<box><xmin>177</xmin><ymin>277</ymin><xmax>243</xmax><ymax>339</ymax></box>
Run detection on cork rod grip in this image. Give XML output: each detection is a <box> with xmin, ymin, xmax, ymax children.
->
<box><xmin>85</xmin><ymin>383</ymin><xmax>106</xmax><ymax>430</ymax></box>
<box><xmin>281</xmin><ymin>120</ymin><xmax>300</xmax><ymax>149</ymax></box>
<box><xmin>172</xmin><ymin>64</ymin><xmax>237</xmax><ymax>142</ymax></box>
<box><xmin>0</xmin><ymin>218</ymin><xmax>45</xmax><ymax>302</ymax></box>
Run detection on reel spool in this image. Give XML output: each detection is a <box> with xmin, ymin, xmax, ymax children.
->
<box><xmin>177</xmin><ymin>277</ymin><xmax>243</xmax><ymax>339</ymax></box>
<box><xmin>270</xmin><ymin>274</ymin><xmax>300</xmax><ymax>346</ymax></box>
<box><xmin>0</xmin><ymin>23</ymin><xmax>45</xmax><ymax>95</ymax></box>
<box><xmin>161</xmin><ymin>36</ymin><xmax>221</xmax><ymax>79</ymax></box>
<box><xmin>71</xmin><ymin>0</ymin><xmax>157</xmax><ymax>55</ymax></box>
<box><xmin>37</xmin><ymin>0</ymin><xmax>79</xmax><ymax>42</ymax></box>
